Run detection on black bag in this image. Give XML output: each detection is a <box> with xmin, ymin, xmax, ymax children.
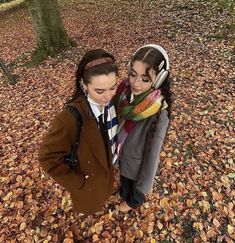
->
<box><xmin>64</xmin><ymin>105</ymin><xmax>83</xmax><ymax>169</ymax></box>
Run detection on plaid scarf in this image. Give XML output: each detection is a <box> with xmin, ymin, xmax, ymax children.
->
<box><xmin>112</xmin><ymin>79</ymin><xmax>166</xmax><ymax>164</ymax></box>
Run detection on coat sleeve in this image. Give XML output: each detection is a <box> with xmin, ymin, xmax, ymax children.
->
<box><xmin>38</xmin><ymin>110</ymin><xmax>85</xmax><ymax>192</ymax></box>
<box><xmin>135</xmin><ymin>110</ymin><xmax>169</xmax><ymax>194</ymax></box>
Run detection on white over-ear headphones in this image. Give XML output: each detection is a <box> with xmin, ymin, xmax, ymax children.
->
<box><xmin>128</xmin><ymin>44</ymin><xmax>169</xmax><ymax>89</ymax></box>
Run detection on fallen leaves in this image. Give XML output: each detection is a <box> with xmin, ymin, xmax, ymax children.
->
<box><xmin>159</xmin><ymin>197</ymin><xmax>170</xmax><ymax>209</ymax></box>
<box><xmin>213</xmin><ymin>218</ymin><xmax>220</xmax><ymax>228</ymax></box>
<box><xmin>91</xmin><ymin>222</ymin><xmax>103</xmax><ymax>234</ymax></box>
<box><xmin>61</xmin><ymin>195</ymin><xmax>72</xmax><ymax>212</ymax></box>
<box><xmin>2</xmin><ymin>191</ymin><xmax>13</xmax><ymax>201</ymax></box>
<box><xmin>0</xmin><ymin>0</ymin><xmax>234</xmax><ymax>242</ymax></box>
<box><xmin>19</xmin><ymin>222</ymin><xmax>27</xmax><ymax>231</ymax></box>
<box><xmin>227</xmin><ymin>225</ymin><xmax>235</xmax><ymax>235</ymax></box>
<box><xmin>199</xmin><ymin>200</ymin><xmax>211</xmax><ymax>213</ymax></box>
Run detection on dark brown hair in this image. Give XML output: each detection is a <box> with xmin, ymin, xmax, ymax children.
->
<box><xmin>70</xmin><ymin>49</ymin><xmax>118</xmax><ymax>102</ymax></box>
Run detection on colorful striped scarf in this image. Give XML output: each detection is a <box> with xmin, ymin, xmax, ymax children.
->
<box><xmin>106</xmin><ymin>101</ymin><xmax>118</xmax><ymax>155</ymax></box>
<box><xmin>87</xmin><ymin>96</ymin><xmax>117</xmax><ymax>156</ymax></box>
<box><xmin>112</xmin><ymin>79</ymin><xmax>166</xmax><ymax>164</ymax></box>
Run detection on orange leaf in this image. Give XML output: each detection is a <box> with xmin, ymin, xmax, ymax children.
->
<box><xmin>160</xmin><ymin>197</ymin><xmax>170</xmax><ymax>209</ymax></box>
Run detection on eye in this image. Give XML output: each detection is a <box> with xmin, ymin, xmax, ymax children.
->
<box><xmin>110</xmin><ymin>84</ymin><xmax>117</xmax><ymax>90</ymax></box>
<box><xmin>95</xmin><ymin>90</ymin><xmax>104</xmax><ymax>94</ymax></box>
<box><xmin>130</xmin><ymin>72</ymin><xmax>137</xmax><ymax>77</ymax></box>
<box><xmin>142</xmin><ymin>77</ymin><xmax>151</xmax><ymax>83</ymax></box>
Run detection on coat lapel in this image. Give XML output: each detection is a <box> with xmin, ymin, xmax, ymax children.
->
<box><xmin>75</xmin><ymin>97</ymin><xmax>110</xmax><ymax>172</ymax></box>
<box><xmin>82</xmin><ymin>122</ymin><xmax>110</xmax><ymax>172</ymax></box>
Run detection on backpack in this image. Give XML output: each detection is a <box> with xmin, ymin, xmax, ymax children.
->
<box><xmin>64</xmin><ymin>105</ymin><xmax>83</xmax><ymax>169</ymax></box>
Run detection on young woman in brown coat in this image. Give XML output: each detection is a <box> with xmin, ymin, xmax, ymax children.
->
<box><xmin>38</xmin><ymin>49</ymin><xmax>118</xmax><ymax>215</ymax></box>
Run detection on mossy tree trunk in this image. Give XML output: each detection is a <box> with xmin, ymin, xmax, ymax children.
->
<box><xmin>26</xmin><ymin>0</ymin><xmax>75</xmax><ymax>65</ymax></box>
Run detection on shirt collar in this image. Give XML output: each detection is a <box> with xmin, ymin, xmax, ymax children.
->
<box><xmin>87</xmin><ymin>95</ymin><xmax>105</xmax><ymax>119</ymax></box>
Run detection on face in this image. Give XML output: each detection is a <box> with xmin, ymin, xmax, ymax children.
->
<box><xmin>129</xmin><ymin>60</ymin><xmax>156</xmax><ymax>95</ymax></box>
<box><xmin>85</xmin><ymin>72</ymin><xmax>117</xmax><ymax>106</ymax></box>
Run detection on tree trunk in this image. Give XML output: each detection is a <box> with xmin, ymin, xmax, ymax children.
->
<box><xmin>26</xmin><ymin>0</ymin><xmax>75</xmax><ymax>65</ymax></box>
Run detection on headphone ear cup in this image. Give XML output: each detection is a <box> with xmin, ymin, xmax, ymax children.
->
<box><xmin>153</xmin><ymin>69</ymin><xmax>168</xmax><ymax>89</ymax></box>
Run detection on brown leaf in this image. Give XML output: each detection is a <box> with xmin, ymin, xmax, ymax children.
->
<box><xmin>63</xmin><ymin>239</ymin><xmax>74</xmax><ymax>243</ymax></box>
<box><xmin>212</xmin><ymin>218</ymin><xmax>220</xmax><ymax>228</ymax></box>
<box><xmin>92</xmin><ymin>234</ymin><xmax>99</xmax><ymax>241</ymax></box>
<box><xmin>160</xmin><ymin>197</ymin><xmax>170</xmax><ymax>209</ymax></box>
<box><xmin>228</xmin><ymin>225</ymin><xmax>235</xmax><ymax>235</ymax></box>
<box><xmin>19</xmin><ymin>222</ymin><xmax>27</xmax><ymax>231</ymax></box>
<box><xmin>136</xmin><ymin>229</ymin><xmax>144</xmax><ymax>239</ymax></box>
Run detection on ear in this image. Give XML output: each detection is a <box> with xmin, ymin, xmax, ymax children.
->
<box><xmin>80</xmin><ymin>78</ymin><xmax>88</xmax><ymax>96</ymax></box>
<box><xmin>80</xmin><ymin>78</ymin><xmax>87</xmax><ymax>91</ymax></box>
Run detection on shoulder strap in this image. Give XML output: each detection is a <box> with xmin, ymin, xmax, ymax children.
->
<box><xmin>65</xmin><ymin>105</ymin><xmax>83</xmax><ymax>127</ymax></box>
<box><xmin>64</xmin><ymin>105</ymin><xmax>83</xmax><ymax>168</ymax></box>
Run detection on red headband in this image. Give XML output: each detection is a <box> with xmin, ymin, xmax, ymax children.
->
<box><xmin>84</xmin><ymin>57</ymin><xmax>114</xmax><ymax>71</ymax></box>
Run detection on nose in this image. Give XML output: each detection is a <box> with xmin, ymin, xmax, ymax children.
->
<box><xmin>104</xmin><ymin>91</ymin><xmax>114</xmax><ymax>101</ymax></box>
<box><xmin>132</xmin><ymin>75</ymin><xmax>141</xmax><ymax>84</ymax></box>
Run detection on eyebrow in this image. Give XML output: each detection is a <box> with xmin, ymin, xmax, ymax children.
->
<box><xmin>94</xmin><ymin>82</ymin><xmax>117</xmax><ymax>91</ymax></box>
<box><xmin>131</xmin><ymin>67</ymin><xmax>148</xmax><ymax>77</ymax></box>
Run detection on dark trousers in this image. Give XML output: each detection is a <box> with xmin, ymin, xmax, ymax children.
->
<box><xmin>119</xmin><ymin>176</ymin><xmax>145</xmax><ymax>208</ymax></box>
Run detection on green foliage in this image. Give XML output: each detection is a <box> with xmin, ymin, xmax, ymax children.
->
<box><xmin>198</xmin><ymin>0</ymin><xmax>235</xmax><ymax>41</ymax></box>
<box><xmin>209</xmin><ymin>0</ymin><xmax>235</xmax><ymax>11</ymax></box>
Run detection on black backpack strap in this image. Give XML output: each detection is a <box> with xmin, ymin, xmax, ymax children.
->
<box><xmin>64</xmin><ymin>105</ymin><xmax>83</xmax><ymax>169</ymax></box>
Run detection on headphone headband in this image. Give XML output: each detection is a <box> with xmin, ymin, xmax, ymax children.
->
<box><xmin>132</xmin><ymin>44</ymin><xmax>169</xmax><ymax>70</ymax></box>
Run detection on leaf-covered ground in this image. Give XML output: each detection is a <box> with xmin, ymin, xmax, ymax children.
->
<box><xmin>0</xmin><ymin>0</ymin><xmax>234</xmax><ymax>242</ymax></box>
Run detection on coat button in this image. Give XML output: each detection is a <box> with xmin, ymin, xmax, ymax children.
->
<box><xmin>87</xmin><ymin>161</ymin><xmax>91</xmax><ymax>163</ymax></box>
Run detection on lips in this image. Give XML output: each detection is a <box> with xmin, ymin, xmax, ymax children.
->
<box><xmin>131</xmin><ymin>87</ymin><xmax>140</xmax><ymax>92</ymax></box>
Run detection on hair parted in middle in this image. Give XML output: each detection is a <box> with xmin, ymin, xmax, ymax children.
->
<box><xmin>130</xmin><ymin>46</ymin><xmax>167</xmax><ymax>79</ymax></box>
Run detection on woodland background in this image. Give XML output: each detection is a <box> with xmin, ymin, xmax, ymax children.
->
<box><xmin>0</xmin><ymin>0</ymin><xmax>234</xmax><ymax>242</ymax></box>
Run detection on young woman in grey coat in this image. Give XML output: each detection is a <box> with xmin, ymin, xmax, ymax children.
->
<box><xmin>115</xmin><ymin>44</ymin><xmax>171</xmax><ymax>212</ymax></box>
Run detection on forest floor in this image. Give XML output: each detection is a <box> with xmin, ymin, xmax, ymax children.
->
<box><xmin>0</xmin><ymin>0</ymin><xmax>234</xmax><ymax>242</ymax></box>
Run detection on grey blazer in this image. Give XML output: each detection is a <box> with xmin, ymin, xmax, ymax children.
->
<box><xmin>120</xmin><ymin>109</ymin><xmax>169</xmax><ymax>194</ymax></box>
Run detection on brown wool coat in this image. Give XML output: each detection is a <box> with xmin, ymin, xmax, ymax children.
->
<box><xmin>38</xmin><ymin>96</ymin><xmax>114</xmax><ymax>215</ymax></box>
